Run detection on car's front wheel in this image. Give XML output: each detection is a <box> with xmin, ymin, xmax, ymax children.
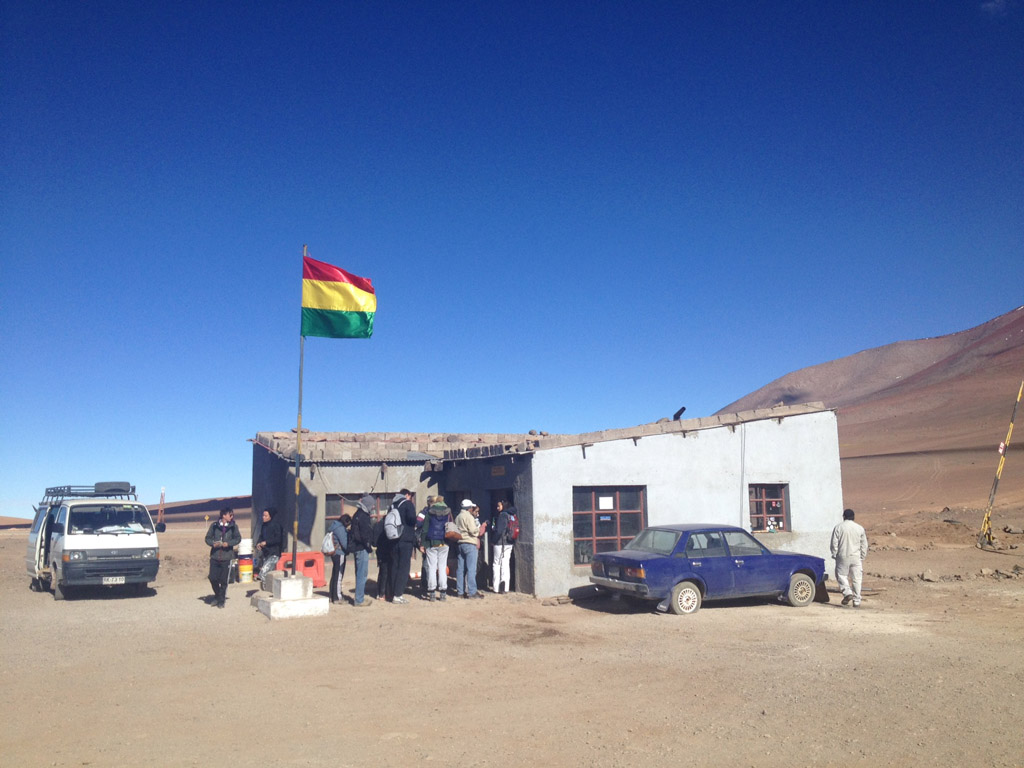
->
<box><xmin>670</xmin><ymin>581</ymin><xmax>702</xmax><ymax>615</ymax></box>
<box><xmin>786</xmin><ymin>573</ymin><xmax>815</xmax><ymax>607</ymax></box>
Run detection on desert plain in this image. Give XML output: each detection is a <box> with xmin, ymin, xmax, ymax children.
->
<box><xmin>2</xmin><ymin>307</ymin><xmax>1023</xmax><ymax>767</ymax></box>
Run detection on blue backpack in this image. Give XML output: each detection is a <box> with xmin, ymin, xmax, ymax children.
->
<box><xmin>427</xmin><ymin>510</ymin><xmax>450</xmax><ymax>541</ymax></box>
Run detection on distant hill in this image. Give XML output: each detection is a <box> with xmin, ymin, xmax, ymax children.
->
<box><xmin>717</xmin><ymin>306</ymin><xmax>1024</xmax><ymax>517</ymax></box>
<box><xmin>147</xmin><ymin>496</ymin><xmax>252</xmax><ymax>525</ymax></box>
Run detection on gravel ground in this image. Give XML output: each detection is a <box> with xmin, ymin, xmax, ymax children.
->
<box><xmin>2</xmin><ymin>522</ymin><xmax>1023</xmax><ymax>768</ymax></box>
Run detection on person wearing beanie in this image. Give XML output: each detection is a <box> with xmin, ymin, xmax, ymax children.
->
<box><xmin>348</xmin><ymin>495</ymin><xmax>375</xmax><ymax>606</ymax></box>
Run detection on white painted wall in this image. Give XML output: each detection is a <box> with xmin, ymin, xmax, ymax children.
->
<box><xmin>528</xmin><ymin>411</ymin><xmax>843</xmax><ymax>597</ymax></box>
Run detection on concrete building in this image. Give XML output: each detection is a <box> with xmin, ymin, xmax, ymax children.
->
<box><xmin>251</xmin><ymin>402</ymin><xmax>843</xmax><ymax>598</ymax></box>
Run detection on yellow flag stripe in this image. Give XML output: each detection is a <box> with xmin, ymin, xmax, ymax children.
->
<box><xmin>302</xmin><ymin>278</ymin><xmax>377</xmax><ymax>313</ymax></box>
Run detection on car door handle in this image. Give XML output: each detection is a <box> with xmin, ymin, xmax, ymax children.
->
<box><xmin>692</xmin><ymin>561</ymin><xmax>701</xmax><ymax>567</ymax></box>
<box><xmin>734</xmin><ymin>559</ymin><xmax>744</xmax><ymax>565</ymax></box>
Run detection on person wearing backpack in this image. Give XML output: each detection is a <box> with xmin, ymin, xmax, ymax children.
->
<box><xmin>490</xmin><ymin>500</ymin><xmax>517</xmax><ymax>594</ymax></box>
<box><xmin>420</xmin><ymin>498</ymin><xmax>453</xmax><ymax>601</ymax></box>
<box><xmin>348</xmin><ymin>496</ymin><xmax>374</xmax><ymax>606</ymax></box>
<box><xmin>327</xmin><ymin>513</ymin><xmax>350</xmax><ymax>604</ymax></box>
<box><xmin>387</xmin><ymin>489</ymin><xmax>417</xmax><ymax>604</ymax></box>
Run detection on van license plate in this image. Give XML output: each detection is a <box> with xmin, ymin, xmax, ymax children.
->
<box><xmin>103</xmin><ymin>576</ymin><xmax>126</xmax><ymax>585</ymax></box>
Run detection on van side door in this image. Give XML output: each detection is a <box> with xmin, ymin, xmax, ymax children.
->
<box><xmin>25</xmin><ymin>506</ymin><xmax>49</xmax><ymax>577</ymax></box>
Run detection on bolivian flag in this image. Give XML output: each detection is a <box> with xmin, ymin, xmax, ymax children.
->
<box><xmin>300</xmin><ymin>256</ymin><xmax>376</xmax><ymax>339</ymax></box>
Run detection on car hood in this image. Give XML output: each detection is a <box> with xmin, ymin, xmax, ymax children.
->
<box><xmin>770</xmin><ymin>551</ymin><xmax>825</xmax><ymax>565</ymax></box>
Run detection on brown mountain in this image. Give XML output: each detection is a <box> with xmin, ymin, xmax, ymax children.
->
<box><xmin>717</xmin><ymin>306</ymin><xmax>1024</xmax><ymax>518</ymax></box>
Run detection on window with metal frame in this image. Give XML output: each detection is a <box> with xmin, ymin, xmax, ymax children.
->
<box><xmin>572</xmin><ymin>486</ymin><xmax>646</xmax><ymax>565</ymax></box>
<box><xmin>748</xmin><ymin>484</ymin><xmax>790</xmax><ymax>532</ymax></box>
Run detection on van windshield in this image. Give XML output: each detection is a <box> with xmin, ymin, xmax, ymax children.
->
<box><xmin>68</xmin><ymin>504</ymin><xmax>155</xmax><ymax>534</ymax></box>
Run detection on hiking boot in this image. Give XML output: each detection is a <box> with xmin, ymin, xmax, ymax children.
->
<box><xmin>438</xmin><ymin>592</ymin><xmax>446</xmax><ymax>602</ymax></box>
<box><xmin>841</xmin><ymin>594</ymin><xmax>853</xmax><ymax>606</ymax></box>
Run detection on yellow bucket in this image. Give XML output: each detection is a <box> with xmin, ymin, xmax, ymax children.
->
<box><xmin>238</xmin><ymin>556</ymin><xmax>253</xmax><ymax>583</ymax></box>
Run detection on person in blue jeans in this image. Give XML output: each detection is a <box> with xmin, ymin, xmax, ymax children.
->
<box><xmin>349</xmin><ymin>495</ymin><xmax>375</xmax><ymax>606</ymax></box>
<box><xmin>454</xmin><ymin>499</ymin><xmax>484</xmax><ymax>599</ymax></box>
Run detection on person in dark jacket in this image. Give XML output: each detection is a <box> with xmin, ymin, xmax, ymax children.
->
<box><xmin>348</xmin><ymin>496</ymin><xmax>374</xmax><ymax>606</ymax></box>
<box><xmin>389</xmin><ymin>489</ymin><xmax>418</xmax><ymax>604</ymax></box>
<box><xmin>328</xmin><ymin>513</ymin><xmax>351</xmax><ymax>603</ymax></box>
<box><xmin>373</xmin><ymin>508</ymin><xmax>393</xmax><ymax>600</ymax></box>
<box><xmin>255</xmin><ymin>507</ymin><xmax>284</xmax><ymax>580</ymax></box>
<box><xmin>490</xmin><ymin>501</ymin><xmax>516</xmax><ymax>594</ymax></box>
<box><xmin>205</xmin><ymin>507</ymin><xmax>241</xmax><ymax>608</ymax></box>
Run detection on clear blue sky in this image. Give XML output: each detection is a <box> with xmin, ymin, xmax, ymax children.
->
<box><xmin>2</xmin><ymin>2</ymin><xmax>1021</xmax><ymax>518</ymax></box>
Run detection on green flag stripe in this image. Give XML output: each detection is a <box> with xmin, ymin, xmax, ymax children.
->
<box><xmin>301</xmin><ymin>307</ymin><xmax>374</xmax><ymax>339</ymax></box>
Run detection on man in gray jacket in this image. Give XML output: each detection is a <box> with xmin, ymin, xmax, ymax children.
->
<box><xmin>830</xmin><ymin>508</ymin><xmax>869</xmax><ymax>608</ymax></box>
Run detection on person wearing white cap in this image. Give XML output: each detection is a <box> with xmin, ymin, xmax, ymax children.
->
<box><xmin>454</xmin><ymin>499</ymin><xmax>484</xmax><ymax>599</ymax></box>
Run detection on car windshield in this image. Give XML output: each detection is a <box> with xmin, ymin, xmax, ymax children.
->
<box><xmin>623</xmin><ymin>528</ymin><xmax>681</xmax><ymax>556</ymax></box>
<box><xmin>68</xmin><ymin>504</ymin><xmax>155</xmax><ymax>534</ymax></box>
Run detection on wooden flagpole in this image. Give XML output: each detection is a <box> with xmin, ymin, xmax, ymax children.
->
<box><xmin>291</xmin><ymin>244</ymin><xmax>308</xmax><ymax>575</ymax></box>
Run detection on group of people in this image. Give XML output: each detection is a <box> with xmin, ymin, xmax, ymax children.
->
<box><xmin>328</xmin><ymin>491</ymin><xmax>518</xmax><ymax>605</ymax></box>
<box><xmin>206</xmin><ymin>501</ymin><xmax>870</xmax><ymax>611</ymax></box>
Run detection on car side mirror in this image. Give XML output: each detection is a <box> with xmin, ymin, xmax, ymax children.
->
<box><xmin>156</xmin><ymin>522</ymin><xmax>166</xmax><ymax>533</ymax></box>
<box><xmin>52</xmin><ymin>523</ymin><xmax>64</xmax><ymax>535</ymax></box>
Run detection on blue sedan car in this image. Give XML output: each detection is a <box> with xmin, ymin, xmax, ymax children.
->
<box><xmin>589</xmin><ymin>523</ymin><xmax>826</xmax><ymax>615</ymax></box>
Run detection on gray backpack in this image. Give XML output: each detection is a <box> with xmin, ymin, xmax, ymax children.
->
<box><xmin>384</xmin><ymin>504</ymin><xmax>403</xmax><ymax>540</ymax></box>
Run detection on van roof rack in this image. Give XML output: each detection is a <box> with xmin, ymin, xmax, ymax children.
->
<box><xmin>41</xmin><ymin>482</ymin><xmax>138</xmax><ymax>505</ymax></box>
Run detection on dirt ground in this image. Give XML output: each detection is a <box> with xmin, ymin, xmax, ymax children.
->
<box><xmin>2</xmin><ymin>506</ymin><xmax>1023</xmax><ymax>768</ymax></box>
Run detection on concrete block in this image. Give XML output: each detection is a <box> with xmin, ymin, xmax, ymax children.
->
<box><xmin>256</xmin><ymin>594</ymin><xmax>330</xmax><ymax>620</ymax></box>
<box><xmin>262</xmin><ymin>570</ymin><xmax>288</xmax><ymax>592</ymax></box>
<box><xmin>274</xmin><ymin>574</ymin><xmax>313</xmax><ymax>600</ymax></box>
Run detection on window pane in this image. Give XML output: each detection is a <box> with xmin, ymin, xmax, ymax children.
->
<box><xmin>574</xmin><ymin>539</ymin><xmax>593</xmax><ymax>565</ymax></box>
<box><xmin>725</xmin><ymin>530</ymin><xmax>764</xmax><ymax>557</ymax></box>
<box><xmin>619</xmin><ymin>512</ymin><xmax>642</xmax><ymax>536</ymax></box>
<box><xmin>595</xmin><ymin>540</ymin><xmax>620</xmax><ymax>554</ymax></box>
<box><xmin>573</xmin><ymin>514</ymin><xmax>593</xmax><ymax>538</ymax></box>
<box><xmin>572</xmin><ymin>488</ymin><xmax>593</xmax><ymax>512</ymax></box>
<box><xmin>618</xmin><ymin>488</ymin><xmax>642</xmax><ymax>510</ymax></box>
<box><xmin>596</xmin><ymin>514</ymin><xmax>617</xmax><ymax>537</ymax></box>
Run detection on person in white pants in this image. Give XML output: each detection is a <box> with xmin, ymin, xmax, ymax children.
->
<box><xmin>830</xmin><ymin>508</ymin><xmax>869</xmax><ymax>607</ymax></box>
<box><xmin>490</xmin><ymin>500</ymin><xmax>516</xmax><ymax>593</ymax></box>
<box><xmin>420</xmin><ymin>499</ymin><xmax>453</xmax><ymax>601</ymax></box>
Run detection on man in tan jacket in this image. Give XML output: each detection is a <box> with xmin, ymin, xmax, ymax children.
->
<box><xmin>830</xmin><ymin>508</ymin><xmax>869</xmax><ymax>607</ymax></box>
<box><xmin>455</xmin><ymin>499</ymin><xmax>484</xmax><ymax>599</ymax></box>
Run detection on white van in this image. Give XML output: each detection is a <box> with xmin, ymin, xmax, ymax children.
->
<box><xmin>26</xmin><ymin>482</ymin><xmax>165</xmax><ymax>600</ymax></box>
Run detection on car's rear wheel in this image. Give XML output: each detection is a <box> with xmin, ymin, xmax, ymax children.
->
<box><xmin>670</xmin><ymin>581</ymin><xmax>702</xmax><ymax>615</ymax></box>
<box><xmin>787</xmin><ymin>573</ymin><xmax>815</xmax><ymax>607</ymax></box>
